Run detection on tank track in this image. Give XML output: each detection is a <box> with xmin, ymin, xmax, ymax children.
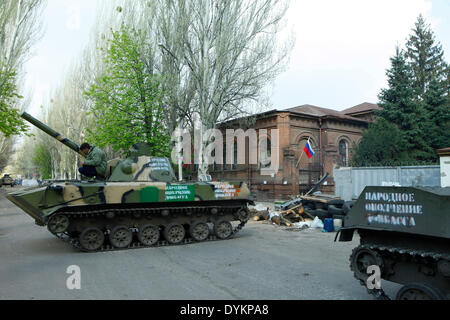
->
<box><xmin>350</xmin><ymin>244</ymin><xmax>450</xmax><ymax>300</ymax></box>
<box><xmin>50</xmin><ymin>205</ymin><xmax>249</xmax><ymax>253</ymax></box>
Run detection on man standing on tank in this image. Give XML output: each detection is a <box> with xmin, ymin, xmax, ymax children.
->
<box><xmin>78</xmin><ymin>143</ymin><xmax>107</xmax><ymax>179</ymax></box>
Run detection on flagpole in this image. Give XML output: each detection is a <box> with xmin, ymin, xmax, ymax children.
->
<box><xmin>296</xmin><ymin>150</ymin><xmax>305</xmax><ymax>168</ymax></box>
<box><xmin>178</xmin><ymin>124</ymin><xmax>183</xmax><ymax>181</ymax></box>
<box><xmin>295</xmin><ymin>138</ymin><xmax>309</xmax><ymax>168</ymax></box>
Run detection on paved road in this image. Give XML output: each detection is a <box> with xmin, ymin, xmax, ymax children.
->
<box><xmin>0</xmin><ymin>187</ymin><xmax>400</xmax><ymax>300</ymax></box>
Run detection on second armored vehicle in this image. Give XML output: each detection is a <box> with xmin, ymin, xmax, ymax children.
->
<box><xmin>6</xmin><ymin>112</ymin><xmax>254</xmax><ymax>252</ymax></box>
<box><xmin>337</xmin><ymin>186</ymin><xmax>450</xmax><ymax>300</ymax></box>
<box><xmin>1</xmin><ymin>174</ymin><xmax>15</xmax><ymax>187</ymax></box>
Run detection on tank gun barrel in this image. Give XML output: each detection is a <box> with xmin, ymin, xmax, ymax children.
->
<box><xmin>21</xmin><ymin>112</ymin><xmax>85</xmax><ymax>157</ymax></box>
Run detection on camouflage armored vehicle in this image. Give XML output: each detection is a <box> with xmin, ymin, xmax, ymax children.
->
<box><xmin>337</xmin><ymin>186</ymin><xmax>450</xmax><ymax>300</ymax></box>
<box><xmin>1</xmin><ymin>174</ymin><xmax>15</xmax><ymax>187</ymax></box>
<box><xmin>6</xmin><ymin>112</ymin><xmax>253</xmax><ymax>252</ymax></box>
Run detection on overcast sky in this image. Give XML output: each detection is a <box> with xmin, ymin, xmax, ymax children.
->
<box><xmin>23</xmin><ymin>0</ymin><xmax>450</xmax><ymax>116</ymax></box>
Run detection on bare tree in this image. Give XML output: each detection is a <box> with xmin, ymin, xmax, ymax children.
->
<box><xmin>0</xmin><ymin>0</ymin><xmax>45</xmax><ymax>73</ymax></box>
<box><xmin>155</xmin><ymin>0</ymin><xmax>292</xmax><ymax>177</ymax></box>
<box><xmin>117</xmin><ymin>0</ymin><xmax>293</xmax><ymax>148</ymax></box>
<box><xmin>0</xmin><ymin>134</ymin><xmax>14</xmax><ymax>171</ymax></box>
<box><xmin>0</xmin><ymin>0</ymin><xmax>46</xmax><ymax>170</ymax></box>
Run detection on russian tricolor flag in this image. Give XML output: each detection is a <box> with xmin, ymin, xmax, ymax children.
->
<box><xmin>304</xmin><ymin>140</ymin><xmax>315</xmax><ymax>159</ymax></box>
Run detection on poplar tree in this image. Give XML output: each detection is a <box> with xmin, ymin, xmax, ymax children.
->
<box><xmin>0</xmin><ymin>0</ymin><xmax>45</xmax><ymax>171</ymax></box>
<box><xmin>85</xmin><ymin>26</ymin><xmax>169</xmax><ymax>156</ymax></box>
<box><xmin>155</xmin><ymin>0</ymin><xmax>292</xmax><ymax>178</ymax></box>
<box><xmin>0</xmin><ymin>0</ymin><xmax>45</xmax><ymax>136</ymax></box>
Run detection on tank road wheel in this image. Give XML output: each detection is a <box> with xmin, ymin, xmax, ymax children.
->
<box><xmin>237</xmin><ymin>208</ymin><xmax>250</xmax><ymax>221</ymax></box>
<box><xmin>138</xmin><ymin>224</ymin><xmax>160</xmax><ymax>246</ymax></box>
<box><xmin>214</xmin><ymin>220</ymin><xmax>233</xmax><ymax>240</ymax></box>
<box><xmin>164</xmin><ymin>223</ymin><xmax>186</xmax><ymax>244</ymax></box>
<box><xmin>47</xmin><ymin>214</ymin><xmax>70</xmax><ymax>234</ymax></box>
<box><xmin>189</xmin><ymin>222</ymin><xmax>210</xmax><ymax>242</ymax></box>
<box><xmin>396</xmin><ymin>283</ymin><xmax>446</xmax><ymax>300</ymax></box>
<box><xmin>79</xmin><ymin>227</ymin><xmax>105</xmax><ymax>252</ymax></box>
<box><xmin>350</xmin><ymin>247</ymin><xmax>384</xmax><ymax>282</ymax></box>
<box><xmin>109</xmin><ymin>225</ymin><xmax>133</xmax><ymax>248</ymax></box>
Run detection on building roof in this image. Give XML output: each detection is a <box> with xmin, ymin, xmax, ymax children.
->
<box><xmin>342</xmin><ymin>102</ymin><xmax>382</xmax><ymax>115</ymax></box>
<box><xmin>219</xmin><ymin>103</ymin><xmax>378</xmax><ymax>126</ymax></box>
<box><xmin>283</xmin><ymin>104</ymin><xmax>368</xmax><ymax>122</ymax></box>
<box><xmin>437</xmin><ymin>147</ymin><xmax>450</xmax><ymax>156</ymax></box>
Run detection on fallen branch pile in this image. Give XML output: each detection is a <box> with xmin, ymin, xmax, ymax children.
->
<box><xmin>250</xmin><ymin>204</ymin><xmax>314</xmax><ymax>227</ymax></box>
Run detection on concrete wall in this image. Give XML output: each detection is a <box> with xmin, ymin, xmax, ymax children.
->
<box><xmin>334</xmin><ymin>165</ymin><xmax>441</xmax><ymax>200</ymax></box>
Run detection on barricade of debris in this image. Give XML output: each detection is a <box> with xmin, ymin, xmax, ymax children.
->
<box><xmin>249</xmin><ymin>173</ymin><xmax>355</xmax><ymax>232</ymax></box>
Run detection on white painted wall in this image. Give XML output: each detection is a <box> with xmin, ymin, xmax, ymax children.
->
<box><xmin>440</xmin><ymin>155</ymin><xmax>450</xmax><ymax>187</ymax></box>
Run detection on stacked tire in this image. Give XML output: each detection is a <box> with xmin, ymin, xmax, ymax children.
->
<box><xmin>303</xmin><ymin>200</ymin><xmax>332</xmax><ymax>220</ymax></box>
<box><xmin>303</xmin><ymin>199</ymin><xmax>355</xmax><ymax>221</ymax></box>
<box><xmin>328</xmin><ymin>200</ymin><xmax>345</xmax><ymax>221</ymax></box>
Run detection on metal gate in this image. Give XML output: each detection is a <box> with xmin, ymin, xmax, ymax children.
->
<box><xmin>298</xmin><ymin>163</ymin><xmax>321</xmax><ymax>194</ymax></box>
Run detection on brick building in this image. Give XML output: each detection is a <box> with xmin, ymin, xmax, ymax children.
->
<box><xmin>204</xmin><ymin>102</ymin><xmax>381</xmax><ymax>201</ymax></box>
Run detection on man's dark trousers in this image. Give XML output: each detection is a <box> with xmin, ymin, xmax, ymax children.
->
<box><xmin>78</xmin><ymin>165</ymin><xmax>97</xmax><ymax>178</ymax></box>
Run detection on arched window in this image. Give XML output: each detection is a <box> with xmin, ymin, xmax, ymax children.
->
<box><xmin>223</xmin><ymin>143</ymin><xmax>227</xmax><ymax>169</ymax></box>
<box><xmin>232</xmin><ymin>141</ymin><xmax>238</xmax><ymax>169</ymax></box>
<box><xmin>339</xmin><ymin>140</ymin><xmax>348</xmax><ymax>166</ymax></box>
<box><xmin>223</xmin><ymin>140</ymin><xmax>238</xmax><ymax>170</ymax></box>
<box><xmin>212</xmin><ymin>147</ymin><xmax>217</xmax><ymax>171</ymax></box>
<box><xmin>259</xmin><ymin>136</ymin><xmax>271</xmax><ymax>168</ymax></box>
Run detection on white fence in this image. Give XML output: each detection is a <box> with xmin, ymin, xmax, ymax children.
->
<box><xmin>333</xmin><ymin>165</ymin><xmax>441</xmax><ymax>200</ymax></box>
